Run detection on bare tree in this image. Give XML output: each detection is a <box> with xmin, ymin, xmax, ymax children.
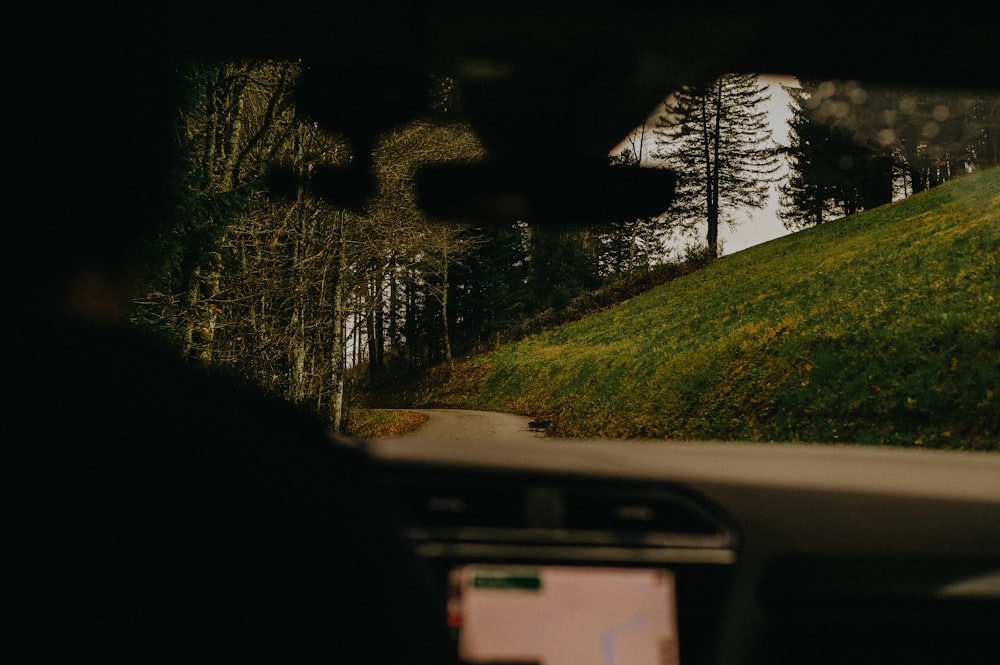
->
<box><xmin>366</xmin><ymin>119</ymin><xmax>485</xmax><ymax>367</ymax></box>
<box><xmin>139</xmin><ymin>64</ymin><xmax>490</xmax><ymax>426</ymax></box>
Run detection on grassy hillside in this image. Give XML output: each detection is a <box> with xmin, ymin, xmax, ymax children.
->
<box><xmin>406</xmin><ymin>167</ymin><xmax>1000</xmax><ymax>450</ymax></box>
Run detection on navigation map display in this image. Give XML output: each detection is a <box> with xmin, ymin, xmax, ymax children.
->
<box><xmin>448</xmin><ymin>565</ymin><xmax>679</xmax><ymax>665</ymax></box>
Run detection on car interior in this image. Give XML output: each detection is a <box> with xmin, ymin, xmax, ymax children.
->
<box><xmin>22</xmin><ymin>2</ymin><xmax>1000</xmax><ymax>665</ymax></box>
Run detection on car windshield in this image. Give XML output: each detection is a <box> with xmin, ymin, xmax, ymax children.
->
<box><xmin>121</xmin><ymin>52</ymin><xmax>998</xmax><ymax>452</ymax></box>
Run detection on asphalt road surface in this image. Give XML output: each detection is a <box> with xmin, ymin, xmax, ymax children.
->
<box><xmin>383</xmin><ymin>409</ymin><xmax>549</xmax><ymax>444</ymax></box>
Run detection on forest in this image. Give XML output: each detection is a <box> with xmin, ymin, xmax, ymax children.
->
<box><xmin>130</xmin><ymin>60</ymin><xmax>1000</xmax><ymax>430</ymax></box>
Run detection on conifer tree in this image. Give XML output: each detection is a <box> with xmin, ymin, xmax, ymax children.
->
<box><xmin>653</xmin><ymin>74</ymin><xmax>780</xmax><ymax>257</ymax></box>
<box><xmin>777</xmin><ymin>80</ymin><xmax>873</xmax><ymax>230</ymax></box>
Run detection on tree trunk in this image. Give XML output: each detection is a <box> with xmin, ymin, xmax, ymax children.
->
<box><xmin>330</xmin><ymin>211</ymin><xmax>348</xmax><ymax>433</ymax></box>
<box><xmin>288</xmin><ymin>159</ymin><xmax>309</xmax><ymax>404</ymax></box>
<box><xmin>908</xmin><ymin>166</ymin><xmax>927</xmax><ymax>194</ymax></box>
<box><xmin>388</xmin><ymin>253</ymin><xmax>401</xmax><ymax>350</ymax></box>
<box><xmin>374</xmin><ymin>267</ymin><xmax>385</xmax><ymax>370</ymax></box>
<box><xmin>440</xmin><ymin>238</ymin><xmax>453</xmax><ymax>362</ymax></box>
<box><xmin>366</xmin><ymin>282</ymin><xmax>377</xmax><ymax>383</ymax></box>
<box><xmin>861</xmin><ymin>155</ymin><xmax>895</xmax><ymax>210</ymax></box>
<box><xmin>705</xmin><ymin>83</ymin><xmax>722</xmax><ymax>258</ymax></box>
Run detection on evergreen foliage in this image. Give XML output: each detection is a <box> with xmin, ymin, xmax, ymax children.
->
<box><xmin>653</xmin><ymin>74</ymin><xmax>781</xmax><ymax>257</ymax></box>
<box><xmin>450</xmin><ymin>222</ymin><xmax>533</xmax><ymax>348</ymax></box>
<box><xmin>779</xmin><ymin>80</ymin><xmax>1000</xmax><ymax>229</ymax></box>
<box><xmin>527</xmin><ymin>227</ymin><xmax>603</xmax><ymax>311</ymax></box>
<box><xmin>778</xmin><ymin>80</ymin><xmax>874</xmax><ymax>229</ymax></box>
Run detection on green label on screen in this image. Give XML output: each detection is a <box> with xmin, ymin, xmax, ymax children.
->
<box><xmin>472</xmin><ymin>569</ymin><xmax>541</xmax><ymax>590</ymax></box>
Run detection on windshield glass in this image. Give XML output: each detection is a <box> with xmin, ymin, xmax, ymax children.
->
<box><xmin>124</xmin><ymin>58</ymin><xmax>998</xmax><ymax>451</ymax></box>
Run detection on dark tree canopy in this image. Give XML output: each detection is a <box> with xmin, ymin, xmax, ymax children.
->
<box><xmin>779</xmin><ymin>79</ymin><xmax>1000</xmax><ymax>230</ymax></box>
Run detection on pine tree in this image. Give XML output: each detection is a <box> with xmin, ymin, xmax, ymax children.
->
<box><xmin>781</xmin><ymin>81</ymin><xmax>926</xmax><ymax>228</ymax></box>
<box><xmin>777</xmin><ymin>80</ymin><xmax>874</xmax><ymax>230</ymax></box>
<box><xmin>526</xmin><ymin>226</ymin><xmax>601</xmax><ymax>311</ymax></box>
<box><xmin>653</xmin><ymin>74</ymin><xmax>780</xmax><ymax>257</ymax></box>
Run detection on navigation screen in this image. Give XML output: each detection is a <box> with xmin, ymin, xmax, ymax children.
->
<box><xmin>448</xmin><ymin>565</ymin><xmax>679</xmax><ymax>665</ymax></box>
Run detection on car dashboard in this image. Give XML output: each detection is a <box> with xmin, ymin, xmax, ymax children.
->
<box><xmin>363</xmin><ymin>436</ymin><xmax>1000</xmax><ymax>665</ymax></box>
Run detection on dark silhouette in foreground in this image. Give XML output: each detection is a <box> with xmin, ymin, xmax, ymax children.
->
<box><xmin>6</xmin><ymin>7</ymin><xmax>456</xmax><ymax>664</ymax></box>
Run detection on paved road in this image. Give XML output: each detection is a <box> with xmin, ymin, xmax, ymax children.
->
<box><xmin>382</xmin><ymin>408</ymin><xmax>549</xmax><ymax>444</ymax></box>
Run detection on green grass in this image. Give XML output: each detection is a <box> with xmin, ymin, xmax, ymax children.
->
<box><xmin>411</xmin><ymin>167</ymin><xmax>1000</xmax><ymax>450</ymax></box>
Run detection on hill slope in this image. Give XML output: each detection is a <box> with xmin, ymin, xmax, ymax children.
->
<box><xmin>408</xmin><ymin>167</ymin><xmax>1000</xmax><ymax>450</ymax></box>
